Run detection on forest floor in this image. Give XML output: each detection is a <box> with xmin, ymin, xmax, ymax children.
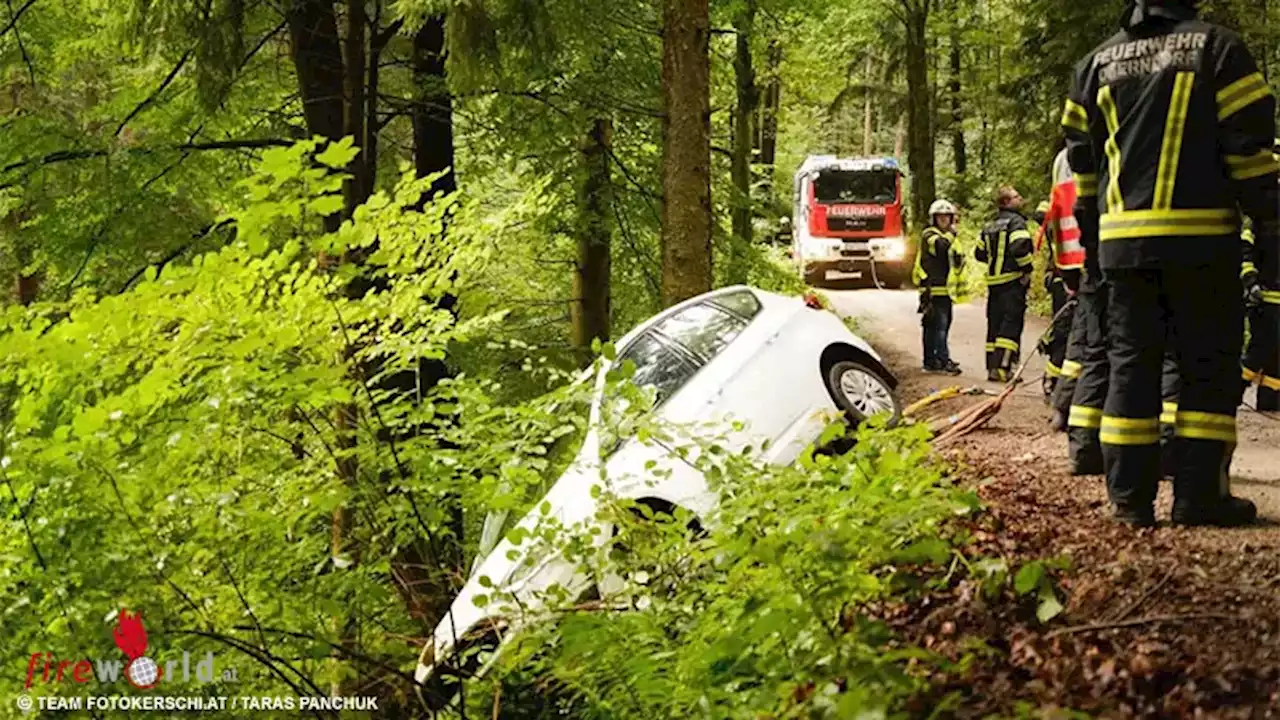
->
<box><xmin>826</xmin><ymin>285</ymin><xmax>1280</xmax><ymax>718</ymax></box>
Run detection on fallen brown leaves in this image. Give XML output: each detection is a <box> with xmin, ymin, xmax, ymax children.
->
<box><xmin>887</xmin><ymin>443</ymin><xmax>1280</xmax><ymax>717</ymax></box>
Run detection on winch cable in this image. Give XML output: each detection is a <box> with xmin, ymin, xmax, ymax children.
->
<box><xmin>929</xmin><ymin>297</ymin><xmax>1078</xmax><ymax>445</ymax></box>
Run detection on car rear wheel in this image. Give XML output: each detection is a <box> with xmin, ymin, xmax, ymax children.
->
<box><xmin>826</xmin><ymin>359</ymin><xmax>901</xmax><ymax>426</ymax></box>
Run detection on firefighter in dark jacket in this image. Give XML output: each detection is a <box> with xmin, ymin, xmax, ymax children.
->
<box><xmin>1240</xmin><ymin>221</ymin><xmax>1280</xmax><ymax>410</ymax></box>
<box><xmin>914</xmin><ymin>199</ymin><xmax>964</xmax><ymax>375</ymax></box>
<box><xmin>975</xmin><ymin>186</ymin><xmax>1035</xmax><ymax>382</ymax></box>
<box><xmin>1061</xmin><ymin>0</ymin><xmax>1268</xmax><ymax>527</ymax></box>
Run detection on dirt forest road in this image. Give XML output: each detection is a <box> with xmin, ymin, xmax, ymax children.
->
<box><xmin>825</xmin><ymin>286</ymin><xmax>1280</xmax><ymax>716</ymax></box>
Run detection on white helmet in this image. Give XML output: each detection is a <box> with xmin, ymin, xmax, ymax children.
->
<box><xmin>929</xmin><ymin>199</ymin><xmax>957</xmax><ymax>216</ymax></box>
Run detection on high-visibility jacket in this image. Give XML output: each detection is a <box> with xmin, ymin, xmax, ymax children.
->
<box><xmin>1045</xmin><ymin>149</ymin><xmax>1086</xmax><ymax>274</ymax></box>
<box><xmin>1060</xmin><ymin>7</ymin><xmax>1280</xmax><ymax>277</ymax></box>
<box><xmin>913</xmin><ymin>225</ymin><xmax>963</xmax><ymax>296</ymax></box>
<box><xmin>975</xmin><ymin>208</ymin><xmax>1034</xmax><ymax>286</ymax></box>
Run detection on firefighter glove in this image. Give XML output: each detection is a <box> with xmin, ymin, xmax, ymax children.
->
<box><xmin>916</xmin><ymin>290</ymin><xmax>931</xmax><ymax>315</ymax></box>
<box><xmin>1245</xmin><ymin>282</ymin><xmax>1264</xmax><ymax>309</ymax></box>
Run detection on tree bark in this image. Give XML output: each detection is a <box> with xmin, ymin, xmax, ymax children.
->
<box><xmin>902</xmin><ymin>4</ymin><xmax>935</xmax><ymax>232</ymax></box>
<box><xmin>863</xmin><ymin>54</ymin><xmax>874</xmax><ymax>156</ymax></box>
<box><xmin>412</xmin><ymin>15</ymin><xmax>456</xmax><ymax>199</ymax></box>
<box><xmin>13</xmin><ymin>229</ymin><xmax>37</xmax><ymax>306</ymax></box>
<box><xmin>659</xmin><ymin>0</ymin><xmax>712</xmax><ymax>306</ymax></box>
<box><xmin>572</xmin><ymin>118</ymin><xmax>613</xmax><ymax>360</ymax></box>
<box><xmin>286</xmin><ymin>0</ymin><xmax>345</xmax><ymax>232</ymax></box>
<box><xmin>343</xmin><ymin>0</ymin><xmax>369</xmax><ymax>213</ymax></box>
<box><xmin>895</xmin><ymin>112</ymin><xmax>906</xmax><ymax>159</ymax></box>
<box><xmin>759</xmin><ymin>38</ymin><xmax>781</xmax><ymax>169</ymax></box>
<box><xmin>405</xmin><ymin>12</ymin><xmax>463</xmax><ymax>631</ymax></box>
<box><xmin>728</xmin><ymin>0</ymin><xmax>758</xmax><ymax>285</ymax></box>
<box><xmin>949</xmin><ymin>16</ymin><xmax>966</xmax><ymax>176</ymax></box>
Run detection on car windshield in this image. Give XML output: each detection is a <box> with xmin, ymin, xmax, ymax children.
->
<box><xmin>813</xmin><ymin>169</ymin><xmax>898</xmax><ymax>204</ymax></box>
<box><xmin>655</xmin><ymin>302</ymin><xmax>748</xmax><ymax>361</ymax></box>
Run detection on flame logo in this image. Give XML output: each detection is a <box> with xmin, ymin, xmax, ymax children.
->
<box><xmin>113</xmin><ymin>609</ymin><xmax>149</xmax><ymax>661</ymax></box>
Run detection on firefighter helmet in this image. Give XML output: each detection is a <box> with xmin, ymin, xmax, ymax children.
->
<box><xmin>928</xmin><ymin>199</ymin><xmax>957</xmax><ymax>217</ymax></box>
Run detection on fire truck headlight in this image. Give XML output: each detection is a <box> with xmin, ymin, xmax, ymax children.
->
<box><xmin>872</xmin><ymin>237</ymin><xmax>906</xmax><ymax>261</ymax></box>
<box><xmin>800</xmin><ymin>237</ymin><xmax>841</xmax><ymax>260</ymax></box>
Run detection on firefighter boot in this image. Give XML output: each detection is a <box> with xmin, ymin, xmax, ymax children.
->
<box><xmin>1171</xmin><ymin>447</ymin><xmax>1258</xmax><ymax>527</ymax></box>
<box><xmin>1067</xmin><ymin>427</ymin><xmax>1103</xmax><ymax>475</ymax></box>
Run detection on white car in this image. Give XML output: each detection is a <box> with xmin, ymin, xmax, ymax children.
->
<box><xmin>415</xmin><ymin>285</ymin><xmax>900</xmax><ymax>704</ymax></box>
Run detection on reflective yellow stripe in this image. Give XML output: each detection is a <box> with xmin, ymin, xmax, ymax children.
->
<box><xmin>985</xmin><ymin>271</ymin><xmax>1023</xmax><ymax>285</ymax></box>
<box><xmin>1217</xmin><ymin>72</ymin><xmax>1272</xmax><ymax>121</ymax></box>
<box><xmin>1244</xmin><ymin>366</ymin><xmax>1260</xmax><ymax>383</ymax></box>
<box><xmin>1069</xmin><ymin>405</ymin><xmax>1103</xmax><ymax>429</ymax></box>
<box><xmin>995</xmin><ymin>230</ymin><xmax>1007</xmax><ymax>280</ymax></box>
<box><xmin>1045</xmin><ymin>361</ymin><xmax>1062</xmax><ymax>378</ymax></box>
<box><xmin>1264</xmin><ymin>375</ymin><xmax>1280</xmax><ymax>390</ymax></box>
<box><xmin>1098</xmin><ymin>85</ymin><xmax>1124</xmax><ymax>214</ymax></box>
<box><xmin>1174</xmin><ymin>410</ymin><xmax>1236</xmax><ymax>443</ymax></box>
<box><xmin>1261</xmin><ymin>290</ymin><xmax>1280</xmax><ymax>304</ymax></box>
<box><xmin>994</xmin><ymin>338</ymin><xmax>1019</xmax><ymax>352</ymax></box>
<box><xmin>1243</xmin><ymin>227</ymin><xmax>1256</xmax><ymax>244</ymax></box>
<box><xmin>1226</xmin><ymin>150</ymin><xmax>1280</xmax><ymax>180</ymax></box>
<box><xmin>1061</xmin><ymin>98</ymin><xmax>1089</xmax><ymax>133</ymax></box>
<box><xmin>929</xmin><ymin>286</ymin><xmax>950</xmax><ymax>296</ymax></box>
<box><xmin>1074</xmin><ymin>173</ymin><xmax>1098</xmax><ymax>198</ymax></box>
<box><xmin>1099</xmin><ymin>208</ymin><xmax>1238</xmax><ymax>242</ymax></box>
<box><xmin>1154</xmin><ymin>72</ymin><xmax>1193</xmax><ymax>210</ymax></box>
<box><xmin>1015</xmin><ymin>254</ymin><xmax>1034</xmax><ymax>267</ymax></box>
<box><xmin>1101</xmin><ymin>415</ymin><xmax>1161</xmax><ymax>446</ymax></box>
<box><xmin>1061</xmin><ymin>360</ymin><xmax>1082</xmax><ymax>379</ymax></box>
<box><xmin>1241</xmin><ymin>262</ymin><xmax>1257</xmax><ymax>278</ymax></box>
<box><xmin>1009</xmin><ymin>229</ymin><xmax>1032</xmax><ymax>242</ymax></box>
<box><xmin>1160</xmin><ymin>402</ymin><xmax>1178</xmax><ymax>425</ymax></box>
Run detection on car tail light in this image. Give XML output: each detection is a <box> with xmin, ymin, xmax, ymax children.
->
<box><xmin>803</xmin><ymin>292</ymin><xmax>823</xmax><ymax>309</ymax></box>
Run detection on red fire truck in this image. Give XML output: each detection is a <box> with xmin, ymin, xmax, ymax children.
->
<box><xmin>791</xmin><ymin>155</ymin><xmax>908</xmax><ymax>288</ymax></box>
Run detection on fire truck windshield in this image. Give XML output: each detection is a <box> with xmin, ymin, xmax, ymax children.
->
<box><xmin>813</xmin><ymin>170</ymin><xmax>898</xmax><ymax>205</ymax></box>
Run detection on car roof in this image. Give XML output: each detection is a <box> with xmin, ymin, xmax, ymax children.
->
<box><xmin>612</xmin><ymin>285</ymin><xmax>777</xmax><ymax>355</ymax></box>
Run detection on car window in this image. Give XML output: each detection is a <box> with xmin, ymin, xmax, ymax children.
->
<box><xmin>614</xmin><ymin>333</ymin><xmax>698</xmax><ymax>407</ymax></box>
<box><xmin>655</xmin><ymin>302</ymin><xmax>748</xmax><ymax>362</ymax></box>
<box><xmin>599</xmin><ymin>333</ymin><xmax>698</xmax><ymax>458</ymax></box>
<box><xmin>710</xmin><ymin>289</ymin><xmax>762</xmax><ymax>320</ymax></box>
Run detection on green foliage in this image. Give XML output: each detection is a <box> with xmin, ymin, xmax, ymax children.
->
<box><xmin>462</xmin><ymin>421</ymin><xmax>981</xmax><ymax>718</ymax></box>
<box><xmin>0</xmin><ymin>140</ymin><xmax>589</xmax><ymax>711</ymax></box>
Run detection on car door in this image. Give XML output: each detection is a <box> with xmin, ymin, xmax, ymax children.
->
<box><xmin>599</xmin><ymin>331</ymin><xmax>716</xmax><ymax>514</ymax></box>
<box><xmin>661</xmin><ymin>292</ymin><xmax>816</xmax><ymax>453</ymax></box>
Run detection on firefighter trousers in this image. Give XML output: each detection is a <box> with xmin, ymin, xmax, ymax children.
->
<box><xmin>921</xmin><ymin>296</ymin><xmax>954</xmax><ymax>368</ymax></box>
<box><xmin>985</xmin><ymin>280</ymin><xmax>1027</xmax><ymax>378</ymax></box>
<box><xmin>1242</xmin><ymin>303</ymin><xmax>1280</xmax><ymax>411</ymax></box>
<box><xmin>1051</xmin><ymin>289</ymin><xmax>1089</xmax><ymax>430</ymax></box>
<box><xmin>1103</xmin><ymin>265</ymin><xmax>1243</xmax><ymax>512</ymax></box>
<box><xmin>1159</xmin><ymin>338</ymin><xmax>1180</xmax><ymax>479</ymax></box>
<box><xmin>1066</xmin><ymin>282</ymin><xmax>1108</xmax><ymax>474</ymax></box>
<box><xmin>1044</xmin><ymin>278</ymin><xmax>1073</xmax><ymax>396</ymax></box>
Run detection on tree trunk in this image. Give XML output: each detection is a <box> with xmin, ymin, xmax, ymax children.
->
<box><xmin>286</xmin><ymin>0</ymin><xmax>345</xmax><ymax>233</ymax></box>
<box><xmin>572</xmin><ymin>118</ymin><xmax>613</xmax><ymax>360</ymax></box>
<box><xmin>759</xmin><ymin>38</ymin><xmax>781</xmax><ymax>169</ymax></box>
<box><xmin>405</xmin><ymin>12</ymin><xmax>464</xmax><ymax>631</ymax></box>
<box><xmin>412</xmin><ymin>16</ymin><xmax>456</xmax><ymax>199</ymax></box>
<box><xmin>895</xmin><ymin>112</ymin><xmax>905</xmax><ymax>160</ymax></box>
<box><xmin>902</xmin><ymin>7</ymin><xmax>934</xmax><ymax>232</ymax></box>
<box><xmin>659</xmin><ymin>0</ymin><xmax>712</xmax><ymax>306</ymax></box>
<box><xmin>343</xmin><ymin>0</ymin><xmax>369</xmax><ymax>213</ymax></box>
<box><xmin>13</xmin><ymin>233</ymin><xmax>37</xmax><ymax>306</ymax></box>
<box><xmin>863</xmin><ymin>54</ymin><xmax>874</xmax><ymax>156</ymax></box>
<box><xmin>728</xmin><ymin>0</ymin><xmax>758</xmax><ymax>285</ymax></box>
<box><xmin>949</xmin><ymin>20</ymin><xmax>966</xmax><ymax>176</ymax></box>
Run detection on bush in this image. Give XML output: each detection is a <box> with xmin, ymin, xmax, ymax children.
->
<box><xmin>465</xmin><ymin>420</ymin><xmax>981</xmax><ymax>718</ymax></box>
